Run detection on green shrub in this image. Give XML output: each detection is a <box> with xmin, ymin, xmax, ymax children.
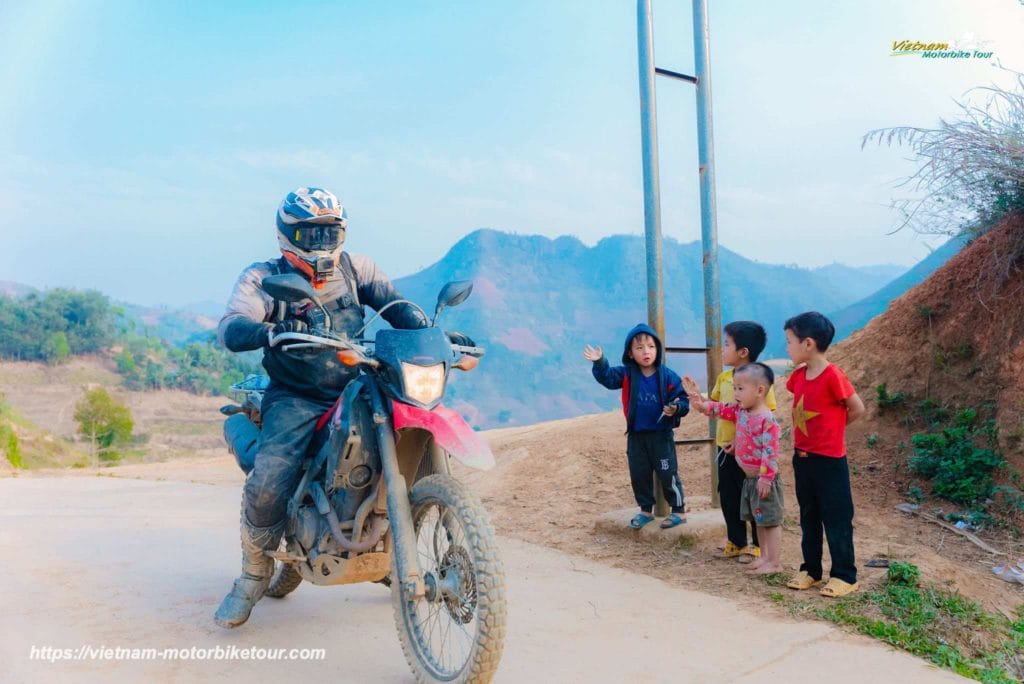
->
<box><xmin>886</xmin><ymin>561</ymin><xmax>921</xmax><ymax>587</ymax></box>
<box><xmin>916</xmin><ymin>397</ymin><xmax>951</xmax><ymax>427</ymax></box>
<box><xmin>909</xmin><ymin>410</ymin><xmax>1004</xmax><ymax>504</ymax></box>
<box><xmin>876</xmin><ymin>383</ymin><xmax>906</xmax><ymax>411</ymax></box>
<box><xmin>73</xmin><ymin>388</ymin><xmax>133</xmax><ymax>461</ymax></box>
<box><xmin>0</xmin><ymin>424</ymin><xmax>22</xmax><ymax>469</ymax></box>
<box><xmin>906</xmin><ymin>485</ymin><xmax>926</xmax><ymax>503</ymax></box>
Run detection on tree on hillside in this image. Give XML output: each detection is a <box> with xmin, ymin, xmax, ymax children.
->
<box><xmin>73</xmin><ymin>388</ymin><xmax>134</xmax><ymax>462</ymax></box>
<box><xmin>42</xmin><ymin>331</ymin><xmax>71</xmax><ymax>364</ymax></box>
<box><xmin>0</xmin><ymin>289</ymin><xmax>116</xmax><ymax>361</ymax></box>
<box><xmin>864</xmin><ymin>71</ymin><xmax>1024</xmax><ymax>252</ymax></box>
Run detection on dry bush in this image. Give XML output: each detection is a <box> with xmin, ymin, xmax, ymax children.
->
<box><xmin>863</xmin><ymin>71</ymin><xmax>1024</xmax><ymax>266</ymax></box>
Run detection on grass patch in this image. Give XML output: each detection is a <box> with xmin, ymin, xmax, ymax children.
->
<box><xmin>0</xmin><ymin>395</ymin><xmax>87</xmax><ymax>469</ymax></box>
<box><xmin>760</xmin><ymin>572</ymin><xmax>789</xmax><ymax>587</ymax></box>
<box><xmin>815</xmin><ymin>563</ymin><xmax>1024</xmax><ymax>682</ymax></box>
<box><xmin>875</xmin><ymin>383</ymin><xmax>907</xmax><ymax>412</ymax></box>
<box><xmin>675</xmin><ymin>536</ymin><xmax>695</xmax><ymax>551</ymax></box>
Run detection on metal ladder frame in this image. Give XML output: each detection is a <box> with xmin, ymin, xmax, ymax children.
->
<box><xmin>637</xmin><ymin>0</ymin><xmax>723</xmax><ymax>513</ymax></box>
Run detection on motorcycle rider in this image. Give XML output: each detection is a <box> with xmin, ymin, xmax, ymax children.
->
<box><xmin>214</xmin><ymin>187</ymin><xmax>466</xmax><ymax>628</ymax></box>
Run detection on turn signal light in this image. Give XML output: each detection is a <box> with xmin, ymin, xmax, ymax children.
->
<box><xmin>453</xmin><ymin>355</ymin><xmax>479</xmax><ymax>371</ymax></box>
<box><xmin>336</xmin><ymin>350</ymin><xmax>363</xmax><ymax>367</ymax></box>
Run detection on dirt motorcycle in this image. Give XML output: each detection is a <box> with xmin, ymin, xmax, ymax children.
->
<box><xmin>220</xmin><ymin>273</ymin><xmax>506</xmax><ymax>683</ymax></box>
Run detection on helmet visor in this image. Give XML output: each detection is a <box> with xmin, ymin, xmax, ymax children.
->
<box><xmin>288</xmin><ymin>224</ymin><xmax>345</xmax><ymax>252</ymax></box>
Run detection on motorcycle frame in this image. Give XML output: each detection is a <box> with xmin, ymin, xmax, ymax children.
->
<box><xmin>283</xmin><ymin>372</ymin><xmax>454</xmax><ymax>598</ymax></box>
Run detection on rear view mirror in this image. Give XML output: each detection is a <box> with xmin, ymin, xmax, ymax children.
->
<box><xmin>437</xmin><ymin>280</ymin><xmax>473</xmax><ymax>310</ymax></box>
<box><xmin>262</xmin><ymin>273</ymin><xmax>320</xmax><ymax>305</ymax></box>
<box><xmin>433</xmin><ymin>280</ymin><xmax>474</xmax><ymax>324</ymax></box>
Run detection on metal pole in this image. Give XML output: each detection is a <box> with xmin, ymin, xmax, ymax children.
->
<box><xmin>637</xmin><ymin>0</ymin><xmax>668</xmax><ymax>517</ymax></box>
<box><xmin>693</xmin><ymin>0</ymin><xmax>723</xmax><ymax>507</ymax></box>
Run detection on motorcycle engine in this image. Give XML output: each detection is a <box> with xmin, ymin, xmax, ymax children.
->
<box><xmin>323</xmin><ymin>388</ymin><xmax>381</xmax><ymax>518</ymax></box>
<box><xmin>290</xmin><ymin>387</ymin><xmax>382</xmax><ymax>562</ymax></box>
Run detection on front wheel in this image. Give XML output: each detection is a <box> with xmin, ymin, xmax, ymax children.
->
<box><xmin>392</xmin><ymin>474</ymin><xmax>506</xmax><ymax>683</ymax></box>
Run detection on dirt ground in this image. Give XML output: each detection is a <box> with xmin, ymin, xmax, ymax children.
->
<box><xmin>4</xmin><ymin>355</ymin><xmax>1021</xmax><ymax>622</ymax></box>
<box><xmin>0</xmin><ymin>356</ymin><xmax>226</xmax><ymax>467</ymax></box>
<box><xmin>457</xmin><ymin>408</ymin><xmax>1024</xmax><ymax>622</ymax></box>
<box><xmin>1</xmin><ymin>468</ymin><xmax>965</xmax><ymax>683</ymax></box>
<box><xmin>2</xmin><ymin>216</ymin><xmax>1023</xmax><ymax>672</ymax></box>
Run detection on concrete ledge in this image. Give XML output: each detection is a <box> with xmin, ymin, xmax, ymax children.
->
<box><xmin>595</xmin><ymin>504</ymin><xmax>725</xmax><ymax>544</ymax></box>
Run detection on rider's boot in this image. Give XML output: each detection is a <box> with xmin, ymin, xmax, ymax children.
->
<box><xmin>214</xmin><ymin>516</ymin><xmax>286</xmax><ymax>628</ymax></box>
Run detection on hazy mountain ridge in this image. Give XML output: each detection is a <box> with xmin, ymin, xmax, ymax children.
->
<box><xmin>389</xmin><ymin>230</ymin><xmax>923</xmax><ymax>427</ymax></box>
<box><xmin>4</xmin><ymin>229</ymin><xmax>957</xmax><ymax>429</ymax></box>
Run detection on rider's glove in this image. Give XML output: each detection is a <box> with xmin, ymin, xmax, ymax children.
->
<box><xmin>270</xmin><ymin>319</ymin><xmax>309</xmax><ymax>341</ymax></box>
<box><xmin>446</xmin><ymin>331</ymin><xmax>475</xmax><ymax>348</ymax></box>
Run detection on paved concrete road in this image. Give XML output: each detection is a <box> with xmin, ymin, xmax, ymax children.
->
<box><xmin>0</xmin><ymin>476</ymin><xmax>964</xmax><ymax>683</ymax></box>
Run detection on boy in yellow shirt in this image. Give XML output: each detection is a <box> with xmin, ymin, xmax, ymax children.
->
<box><xmin>709</xmin><ymin>321</ymin><xmax>776</xmax><ymax>563</ymax></box>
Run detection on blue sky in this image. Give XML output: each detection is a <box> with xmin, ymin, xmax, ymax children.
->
<box><xmin>1</xmin><ymin>0</ymin><xmax>1022</xmax><ymax>306</ymax></box>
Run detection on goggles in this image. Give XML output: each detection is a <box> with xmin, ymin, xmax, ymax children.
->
<box><xmin>289</xmin><ymin>224</ymin><xmax>345</xmax><ymax>252</ymax></box>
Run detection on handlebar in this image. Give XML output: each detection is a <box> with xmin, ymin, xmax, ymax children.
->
<box><xmin>267</xmin><ymin>330</ymin><xmax>366</xmax><ymax>352</ymax></box>
<box><xmin>451</xmin><ymin>344</ymin><xmax>485</xmax><ymax>358</ymax></box>
<box><xmin>268</xmin><ymin>331</ymin><xmax>486</xmax><ymax>359</ymax></box>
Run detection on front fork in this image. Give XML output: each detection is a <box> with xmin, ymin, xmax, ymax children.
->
<box><xmin>367</xmin><ymin>382</ymin><xmax>426</xmax><ymax>599</ymax></box>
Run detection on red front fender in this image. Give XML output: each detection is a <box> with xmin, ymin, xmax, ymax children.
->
<box><xmin>391</xmin><ymin>401</ymin><xmax>495</xmax><ymax>471</ymax></box>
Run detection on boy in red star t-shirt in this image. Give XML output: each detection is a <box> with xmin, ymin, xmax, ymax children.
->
<box><xmin>783</xmin><ymin>311</ymin><xmax>865</xmax><ymax>598</ymax></box>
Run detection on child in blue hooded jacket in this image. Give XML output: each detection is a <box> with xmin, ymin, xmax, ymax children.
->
<box><xmin>584</xmin><ymin>323</ymin><xmax>690</xmax><ymax>529</ymax></box>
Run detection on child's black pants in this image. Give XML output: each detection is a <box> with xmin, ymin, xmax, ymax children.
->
<box><xmin>627</xmin><ymin>431</ymin><xmax>685</xmax><ymax>514</ymax></box>
<box><xmin>717</xmin><ymin>446</ymin><xmax>759</xmax><ymax>548</ymax></box>
<box><xmin>792</xmin><ymin>450</ymin><xmax>857</xmax><ymax>584</ymax></box>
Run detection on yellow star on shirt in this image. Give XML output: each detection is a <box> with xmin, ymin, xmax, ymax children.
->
<box><xmin>792</xmin><ymin>395</ymin><xmax>820</xmax><ymax>437</ymax></box>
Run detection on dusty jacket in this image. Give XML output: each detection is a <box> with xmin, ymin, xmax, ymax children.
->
<box><xmin>218</xmin><ymin>253</ymin><xmax>427</xmax><ymax>399</ymax></box>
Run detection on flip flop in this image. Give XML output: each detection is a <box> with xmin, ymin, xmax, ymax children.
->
<box><xmin>629</xmin><ymin>512</ymin><xmax>656</xmax><ymax>529</ymax></box>
<box><xmin>820</xmin><ymin>577</ymin><xmax>860</xmax><ymax>598</ymax></box>
<box><xmin>660</xmin><ymin>513</ymin><xmax>687</xmax><ymax>529</ymax></box>
<box><xmin>786</xmin><ymin>571</ymin><xmax>823</xmax><ymax>590</ymax></box>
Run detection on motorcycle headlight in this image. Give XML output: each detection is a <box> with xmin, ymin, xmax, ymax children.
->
<box><xmin>400</xmin><ymin>362</ymin><xmax>445</xmax><ymax>405</ymax></box>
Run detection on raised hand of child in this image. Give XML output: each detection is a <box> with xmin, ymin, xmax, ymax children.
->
<box><xmin>756</xmin><ymin>479</ymin><xmax>771</xmax><ymax>499</ymax></box>
<box><xmin>583</xmin><ymin>345</ymin><xmax>603</xmax><ymax>362</ymax></box>
<box><xmin>682</xmin><ymin>376</ymin><xmax>706</xmax><ymax>412</ymax></box>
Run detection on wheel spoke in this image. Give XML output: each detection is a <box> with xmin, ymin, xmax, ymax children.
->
<box><xmin>397</xmin><ymin>478</ymin><xmax>504</xmax><ymax>681</ymax></box>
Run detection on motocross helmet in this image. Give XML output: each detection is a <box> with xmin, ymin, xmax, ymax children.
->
<box><xmin>276</xmin><ymin>187</ymin><xmax>349</xmax><ymax>288</ymax></box>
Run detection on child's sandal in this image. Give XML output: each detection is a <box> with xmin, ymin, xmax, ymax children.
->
<box><xmin>720</xmin><ymin>541</ymin><xmax>744</xmax><ymax>558</ymax></box>
<box><xmin>786</xmin><ymin>571</ymin><xmax>823</xmax><ymax>590</ymax></box>
<box><xmin>629</xmin><ymin>512</ymin><xmax>656</xmax><ymax>529</ymax></box>
<box><xmin>819</xmin><ymin>578</ymin><xmax>859</xmax><ymax>598</ymax></box>
<box><xmin>736</xmin><ymin>545</ymin><xmax>761</xmax><ymax>564</ymax></box>
<box><xmin>660</xmin><ymin>513</ymin><xmax>686</xmax><ymax>529</ymax></box>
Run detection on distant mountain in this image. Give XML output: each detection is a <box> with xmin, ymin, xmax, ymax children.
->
<box><xmin>0</xmin><ymin>281</ymin><xmax>217</xmax><ymax>346</ymax></box>
<box><xmin>391</xmin><ymin>230</ymin><xmax>916</xmax><ymax>428</ymax></box>
<box><xmin>0</xmin><ymin>281</ymin><xmax>37</xmax><ymax>298</ymax></box>
<box><xmin>118</xmin><ymin>302</ymin><xmax>218</xmax><ymax>345</ymax></box>
<box><xmin>812</xmin><ymin>263</ymin><xmax>907</xmax><ymax>302</ymax></box>
<box><xmin>2</xmin><ymin>232</ymin><xmax>936</xmax><ymax>429</ymax></box>
<box><xmin>182</xmin><ymin>300</ymin><xmax>227</xmax><ymax>320</ymax></box>
<box><xmin>830</xmin><ymin>236</ymin><xmax>967</xmax><ymax>341</ymax></box>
